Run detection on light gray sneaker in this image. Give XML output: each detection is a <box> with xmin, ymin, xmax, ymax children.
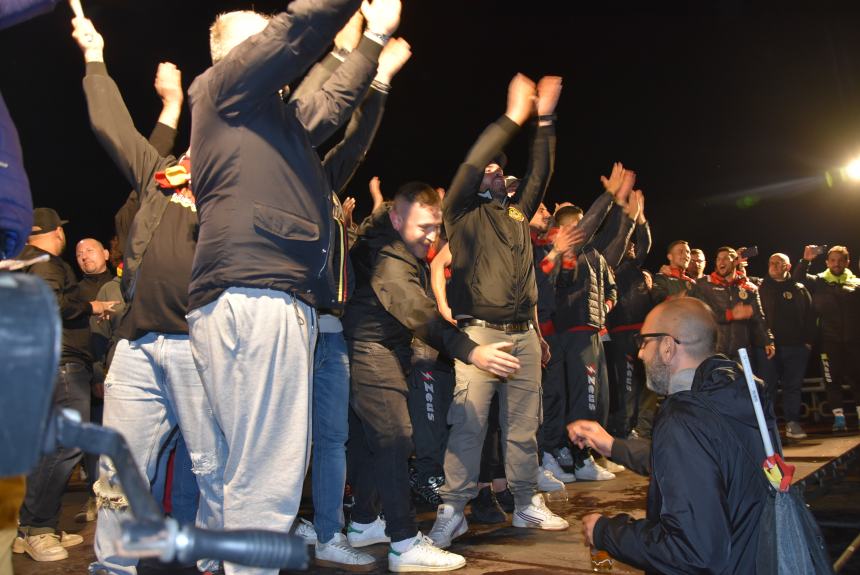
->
<box><xmin>294</xmin><ymin>517</ymin><xmax>317</xmax><ymax>545</ymax></box>
<box><xmin>785</xmin><ymin>421</ymin><xmax>807</xmax><ymax>439</ymax></box>
<box><xmin>428</xmin><ymin>504</ymin><xmax>468</xmax><ymax>549</ymax></box>
<box><xmin>314</xmin><ymin>533</ymin><xmax>376</xmax><ymax>572</ymax></box>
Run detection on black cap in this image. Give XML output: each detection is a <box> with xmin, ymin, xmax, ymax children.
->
<box><xmin>488</xmin><ymin>151</ymin><xmax>507</xmax><ymax>171</ymax></box>
<box><xmin>31</xmin><ymin>208</ymin><xmax>68</xmax><ymax>235</ymax></box>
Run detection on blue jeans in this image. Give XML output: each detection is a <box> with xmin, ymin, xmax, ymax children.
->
<box><xmin>92</xmin><ymin>333</ymin><xmax>223</xmax><ymax>575</ymax></box>
<box><xmin>20</xmin><ymin>362</ymin><xmax>91</xmax><ymax>531</ymax></box>
<box><xmin>311</xmin><ymin>330</ymin><xmax>350</xmax><ymax>544</ymax></box>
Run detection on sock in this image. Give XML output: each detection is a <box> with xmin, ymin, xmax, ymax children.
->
<box><xmin>833</xmin><ymin>408</ymin><xmax>844</xmax><ymax>417</ymax></box>
<box><xmin>390</xmin><ymin>535</ymin><xmax>417</xmax><ymax>553</ymax></box>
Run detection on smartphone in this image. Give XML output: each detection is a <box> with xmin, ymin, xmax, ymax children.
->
<box><xmin>811</xmin><ymin>245</ymin><xmax>828</xmax><ymax>256</ymax></box>
<box><xmin>739</xmin><ymin>246</ymin><xmax>758</xmax><ymax>258</ymax></box>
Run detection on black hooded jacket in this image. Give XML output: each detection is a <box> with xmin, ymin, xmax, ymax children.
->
<box><xmin>594</xmin><ymin>356</ymin><xmax>777</xmax><ymax>575</ymax></box>
<box><xmin>342</xmin><ymin>206</ymin><xmax>477</xmax><ymax>362</ymax></box>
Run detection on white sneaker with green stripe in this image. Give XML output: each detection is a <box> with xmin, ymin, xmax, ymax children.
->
<box><xmin>388</xmin><ymin>533</ymin><xmax>466</xmax><ymax>572</ymax></box>
<box><xmin>346</xmin><ymin>516</ymin><xmax>390</xmax><ymax>548</ymax></box>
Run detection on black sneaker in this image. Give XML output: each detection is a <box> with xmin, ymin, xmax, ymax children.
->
<box><xmin>411</xmin><ymin>474</ymin><xmax>445</xmax><ymax>507</ymax></box>
<box><xmin>494</xmin><ymin>487</ymin><xmax>515</xmax><ymax>513</ymax></box>
<box><xmin>470</xmin><ymin>486</ymin><xmax>506</xmax><ymax>524</ymax></box>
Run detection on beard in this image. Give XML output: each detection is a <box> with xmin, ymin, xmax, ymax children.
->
<box><xmin>645</xmin><ymin>354</ymin><xmax>671</xmax><ymax>396</ymax></box>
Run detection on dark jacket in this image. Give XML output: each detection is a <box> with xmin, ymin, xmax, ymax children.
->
<box><xmin>759</xmin><ymin>274</ymin><xmax>816</xmax><ymax>347</ymax></box>
<box><xmin>343</xmin><ymin>207</ymin><xmax>477</xmax><ymax>362</ymax></box>
<box><xmin>692</xmin><ymin>272</ymin><xmax>774</xmax><ymax>356</ymax></box>
<box><xmin>594</xmin><ymin>356</ymin><xmax>777</xmax><ymax>575</ymax></box>
<box><xmin>651</xmin><ymin>267</ymin><xmax>695</xmax><ymax>303</ymax></box>
<box><xmin>187</xmin><ymin>1</ymin><xmax>376</xmax><ymax>311</ymax></box>
<box><xmin>607</xmin><ymin>221</ymin><xmax>653</xmax><ymax>331</ymax></box>
<box><xmin>793</xmin><ymin>259</ymin><xmax>860</xmax><ymax>344</ymax></box>
<box><xmin>551</xmin><ymin>192</ymin><xmax>620</xmax><ymax>332</ymax></box>
<box><xmin>18</xmin><ymin>244</ymin><xmax>92</xmax><ymax>366</ymax></box>
<box><xmin>444</xmin><ymin>116</ymin><xmax>555</xmax><ymax>323</ymax></box>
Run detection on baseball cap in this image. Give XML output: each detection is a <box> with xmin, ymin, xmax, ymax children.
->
<box><xmin>31</xmin><ymin>208</ymin><xmax>69</xmax><ymax>235</ymax></box>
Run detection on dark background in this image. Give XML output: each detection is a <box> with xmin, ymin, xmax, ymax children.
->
<box><xmin>2</xmin><ymin>0</ymin><xmax>860</xmax><ymax>275</ymax></box>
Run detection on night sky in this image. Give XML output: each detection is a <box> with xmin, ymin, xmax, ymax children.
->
<box><xmin>2</xmin><ymin>1</ymin><xmax>860</xmax><ymax>276</ymax></box>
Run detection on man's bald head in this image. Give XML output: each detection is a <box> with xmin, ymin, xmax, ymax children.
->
<box><xmin>76</xmin><ymin>238</ymin><xmax>109</xmax><ymax>275</ymax></box>
<box><xmin>646</xmin><ymin>297</ymin><xmax>717</xmax><ymax>362</ymax></box>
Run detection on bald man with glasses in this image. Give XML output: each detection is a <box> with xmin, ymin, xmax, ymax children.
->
<box><xmin>568</xmin><ymin>297</ymin><xmax>779</xmax><ymax>574</ymax></box>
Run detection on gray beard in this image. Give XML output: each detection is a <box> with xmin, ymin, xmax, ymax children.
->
<box><xmin>645</xmin><ymin>357</ymin><xmax>671</xmax><ymax>396</ymax></box>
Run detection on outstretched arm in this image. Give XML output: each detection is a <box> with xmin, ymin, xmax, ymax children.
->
<box><xmin>74</xmin><ymin>17</ymin><xmax>173</xmax><ymax>197</ymax></box>
<box><xmin>444</xmin><ymin>73</ymin><xmax>535</xmax><ymax>224</ymax></box>
<box><xmin>516</xmin><ymin>76</ymin><xmax>561</xmax><ymax>220</ymax></box>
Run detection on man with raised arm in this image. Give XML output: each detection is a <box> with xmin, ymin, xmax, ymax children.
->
<box><xmin>185</xmin><ymin>2</ymin><xmax>399</xmax><ymax>574</ymax></box>
<box><xmin>429</xmin><ymin>74</ymin><xmax>569</xmax><ymax>550</ymax></box>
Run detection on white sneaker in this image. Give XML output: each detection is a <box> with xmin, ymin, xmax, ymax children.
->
<box><xmin>347</xmin><ymin>516</ymin><xmax>390</xmax><ymax>548</ymax></box>
<box><xmin>388</xmin><ymin>533</ymin><xmax>466</xmax><ymax>572</ymax></box>
<box><xmin>542</xmin><ymin>452</ymin><xmax>576</xmax><ymax>483</ymax></box>
<box><xmin>12</xmin><ymin>533</ymin><xmax>69</xmax><ymax>561</ymax></box>
<box><xmin>294</xmin><ymin>517</ymin><xmax>317</xmax><ymax>545</ymax></box>
<box><xmin>575</xmin><ymin>455</ymin><xmax>616</xmax><ymax>481</ymax></box>
<box><xmin>597</xmin><ymin>457</ymin><xmax>626</xmax><ymax>474</ymax></box>
<box><xmin>556</xmin><ymin>446</ymin><xmax>575</xmax><ymax>468</ymax></box>
<box><xmin>537</xmin><ymin>467</ymin><xmax>566</xmax><ymax>492</ymax></box>
<box><xmin>428</xmin><ymin>504</ymin><xmax>468</xmax><ymax>549</ymax></box>
<box><xmin>315</xmin><ymin>532</ymin><xmax>376</xmax><ymax>572</ymax></box>
<box><xmin>512</xmin><ymin>493</ymin><xmax>569</xmax><ymax>530</ymax></box>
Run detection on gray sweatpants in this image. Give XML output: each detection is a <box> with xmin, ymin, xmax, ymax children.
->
<box><xmin>440</xmin><ymin>325</ymin><xmax>541</xmax><ymax>510</ymax></box>
<box><xmin>187</xmin><ymin>287</ymin><xmax>317</xmax><ymax>575</ymax></box>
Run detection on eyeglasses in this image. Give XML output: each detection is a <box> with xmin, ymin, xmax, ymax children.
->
<box><xmin>633</xmin><ymin>332</ymin><xmax>682</xmax><ymax>350</ymax></box>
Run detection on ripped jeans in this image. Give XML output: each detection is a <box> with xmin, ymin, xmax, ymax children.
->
<box><xmin>91</xmin><ymin>333</ymin><xmax>224</xmax><ymax>575</ymax></box>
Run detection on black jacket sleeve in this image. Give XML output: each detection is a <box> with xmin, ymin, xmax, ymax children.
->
<box><xmin>290</xmin><ymin>51</ymin><xmax>342</xmax><ymax>103</ymax></box>
<box><xmin>632</xmin><ymin>222</ymin><xmax>652</xmax><ymax>267</ymax></box>
<box><xmin>443</xmin><ymin>116</ymin><xmax>520</xmax><ymax>225</ymax></box>
<box><xmin>28</xmin><ymin>260</ymin><xmax>90</xmax><ymax>321</ymax></box>
<box><xmin>594</xmin><ymin>411</ymin><xmax>734</xmax><ymax>574</ymax></box>
<box><xmin>574</xmin><ymin>192</ymin><xmax>614</xmax><ymax>254</ymax></box>
<box><xmin>322</xmin><ymin>85</ymin><xmax>387</xmax><ymax>197</ymax></box>
<box><xmin>291</xmin><ymin>36</ymin><xmax>382</xmax><ymax>147</ymax></box>
<box><xmin>371</xmin><ymin>248</ymin><xmax>478</xmax><ymax>363</ymax></box>
<box><xmin>207</xmin><ymin>0</ymin><xmax>361</xmax><ymax>119</ymax></box>
<box><xmin>82</xmin><ymin>62</ymin><xmax>169</xmax><ymax>200</ymax></box>
<box><xmin>513</xmin><ymin>123</ymin><xmax>555</xmax><ymax>221</ymax></box>
<box><xmin>610</xmin><ymin>437</ymin><xmax>652</xmax><ymax>475</ymax></box>
<box><xmin>792</xmin><ymin>259</ymin><xmax>817</xmax><ymax>291</ymax></box>
<box><xmin>594</xmin><ymin>207</ymin><xmax>635</xmax><ymax>269</ymax></box>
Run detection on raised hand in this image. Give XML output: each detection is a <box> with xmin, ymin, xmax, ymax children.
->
<box><xmin>505</xmin><ymin>73</ymin><xmax>537</xmax><ymax>126</ymax></box>
<box><xmin>342</xmin><ymin>196</ymin><xmax>356</xmax><ymax>230</ymax></box>
<box><xmin>334</xmin><ymin>9</ymin><xmax>364</xmax><ymax>52</ymax></box>
<box><xmin>155</xmin><ymin>62</ymin><xmax>183</xmax><ymax>107</ymax></box>
<box><xmin>553</xmin><ymin>224</ymin><xmax>585</xmax><ymax>255</ymax></box>
<box><xmin>375</xmin><ymin>37</ymin><xmax>411</xmax><ymax>85</ymax></box>
<box><xmin>536</xmin><ymin>75</ymin><xmax>562</xmax><ymax>117</ymax></box>
<box><xmin>634</xmin><ymin>190</ymin><xmax>646</xmax><ymax>224</ymax></box>
<box><xmin>369</xmin><ymin>176</ymin><xmax>384</xmax><ymax>212</ymax></box>
<box><xmin>622</xmin><ymin>188</ymin><xmax>642</xmax><ymax>220</ymax></box>
<box><xmin>71</xmin><ymin>16</ymin><xmax>104</xmax><ymax>62</ymax></box>
<box><xmin>361</xmin><ymin>0</ymin><xmax>401</xmax><ymax>37</ymax></box>
<box><xmin>600</xmin><ymin>162</ymin><xmax>626</xmax><ymax>197</ymax></box>
<box><xmin>616</xmin><ymin>167</ymin><xmax>636</xmax><ymax>207</ymax></box>
<box><xmin>803</xmin><ymin>245</ymin><xmax>821</xmax><ymax>262</ymax></box>
<box><xmin>469</xmin><ymin>342</ymin><xmax>521</xmax><ymax>377</ymax></box>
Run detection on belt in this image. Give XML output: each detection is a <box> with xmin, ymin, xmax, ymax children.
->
<box><xmin>457</xmin><ymin>319</ymin><xmax>533</xmax><ymax>333</ymax></box>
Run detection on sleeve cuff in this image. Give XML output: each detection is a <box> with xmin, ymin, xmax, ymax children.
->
<box><xmin>85</xmin><ymin>61</ymin><xmax>108</xmax><ymax>77</ymax></box>
<box><xmin>355</xmin><ymin>34</ymin><xmax>384</xmax><ymax>62</ymax></box>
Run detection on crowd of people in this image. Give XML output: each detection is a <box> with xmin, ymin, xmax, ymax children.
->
<box><xmin>2</xmin><ymin>1</ymin><xmax>859</xmax><ymax>574</ymax></box>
